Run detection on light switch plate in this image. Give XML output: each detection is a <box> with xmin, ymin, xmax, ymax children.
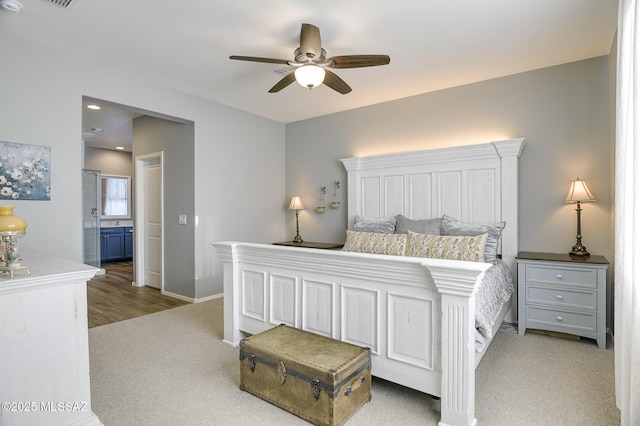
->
<box><xmin>178</xmin><ymin>214</ymin><xmax>187</xmax><ymax>225</ymax></box>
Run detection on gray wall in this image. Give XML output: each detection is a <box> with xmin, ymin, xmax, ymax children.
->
<box><xmin>84</xmin><ymin>147</ymin><xmax>133</xmax><ymax>176</ymax></box>
<box><xmin>0</xmin><ymin>29</ymin><xmax>613</xmax><ymax>304</ymax></box>
<box><xmin>132</xmin><ymin>116</ymin><xmax>196</xmax><ymax>298</ymax></box>
<box><xmin>0</xmin><ymin>35</ymin><xmax>286</xmax><ymax>298</ymax></box>
<box><xmin>286</xmin><ymin>56</ymin><xmax>613</xmax><ymax>326</ymax></box>
<box><xmin>286</xmin><ymin>57</ymin><xmax>612</xmax><ymax>263</ymax></box>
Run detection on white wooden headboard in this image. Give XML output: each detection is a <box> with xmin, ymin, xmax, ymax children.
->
<box><xmin>340</xmin><ymin>138</ymin><xmax>526</xmax><ymax>270</ymax></box>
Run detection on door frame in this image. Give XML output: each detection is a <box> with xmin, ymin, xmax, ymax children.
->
<box><xmin>133</xmin><ymin>151</ymin><xmax>164</xmax><ymax>290</ymax></box>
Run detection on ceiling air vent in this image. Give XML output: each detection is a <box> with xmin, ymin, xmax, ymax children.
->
<box><xmin>46</xmin><ymin>0</ymin><xmax>80</xmax><ymax>10</ymax></box>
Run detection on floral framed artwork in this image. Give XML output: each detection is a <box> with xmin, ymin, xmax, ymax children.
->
<box><xmin>0</xmin><ymin>141</ymin><xmax>51</xmax><ymax>200</ymax></box>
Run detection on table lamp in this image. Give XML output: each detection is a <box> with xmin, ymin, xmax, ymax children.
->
<box><xmin>0</xmin><ymin>205</ymin><xmax>31</xmax><ymax>277</ymax></box>
<box><xmin>288</xmin><ymin>196</ymin><xmax>304</xmax><ymax>243</ymax></box>
<box><xmin>564</xmin><ymin>177</ymin><xmax>596</xmax><ymax>256</ymax></box>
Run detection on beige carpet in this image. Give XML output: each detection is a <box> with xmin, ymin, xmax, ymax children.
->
<box><xmin>88</xmin><ymin>298</ymin><xmax>620</xmax><ymax>425</ymax></box>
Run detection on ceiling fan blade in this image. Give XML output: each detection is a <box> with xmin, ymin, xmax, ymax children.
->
<box><xmin>327</xmin><ymin>55</ymin><xmax>390</xmax><ymax>69</ymax></box>
<box><xmin>299</xmin><ymin>23</ymin><xmax>322</xmax><ymax>60</ymax></box>
<box><xmin>323</xmin><ymin>70</ymin><xmax>352</xmax><ymax>94</ymax></box>
<box><xmin>268</xmin><ymin>72</ymin><xmax>297</xmax><ymax>93</ymax></box>
<box><xmin>229</xmin><ymin>55</ymin><xmax>290</xmax><ymax>65</ymax></box>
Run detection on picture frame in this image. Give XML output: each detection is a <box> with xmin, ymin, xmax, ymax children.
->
<box><xmin>0</xmin><ymin>141</ymin><xmax>51</xmax><ymax>201</ymax></box>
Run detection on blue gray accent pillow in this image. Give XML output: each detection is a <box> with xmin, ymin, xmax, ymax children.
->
<box><xmin>353</xmin><ymin>215</ymin><xmax>397</xmax><ymax>234</ymax></box>
<box><xmin>394</xmin><ymin>215</ymin><xmax>442</xmax><ymax>235</ymax></box>
<box><xmin>440</xmin><ymin>215</ymin><xmax>506</xmax><ymax>264</ymax></box>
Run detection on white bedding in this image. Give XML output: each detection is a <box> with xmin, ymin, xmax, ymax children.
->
<box><xmin>474</xmin><ymin>259</ymin><xmax>514</xmax><ymax>351</ymax></box>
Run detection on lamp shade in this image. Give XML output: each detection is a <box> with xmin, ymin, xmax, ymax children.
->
<box><xmin>0</xmin><ymin>205</ymin><xmax>27</xmax><ymax>233</ymax></box>
<box><xmin>294</xmin><ymin>65</ymin><xmax>326</xmax><ymax>89</ymax></box>
<box><xmin>564</xmin><ymin>178</ymin><xmax>596</xmax><ymax>203</ymax></box>
<box><xmin>288</xmin><ymin>196</ymin><xmax>304</xmax><ymax>210</ymax></box>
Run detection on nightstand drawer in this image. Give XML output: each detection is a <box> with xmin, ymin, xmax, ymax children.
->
<box><xmin>526</xmin><ymin>306</ymin><xmax>596</xmax><ymax>333</ymax></box>
<box><xmin>527</xmin><ymin>286</ymin><xmax>596</xmax><ymax>310</ymax></box>
<box><xmin>525</xmin><ymin>265</ymin><xmax>596</xmax><ymax>288</ymax></box>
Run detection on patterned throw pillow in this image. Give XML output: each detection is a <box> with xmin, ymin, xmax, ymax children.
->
<box><xmin>440</xmin><ymin>215</ymin><xmax>506</xmax><ymax>264</ymax></box>
<box><xmin>353</xmin><ymin>215</ymin><xmax>397</xmax><ymax>234</ymax></box>
<box><xmin>407</xmin><ymin>231</ymin><xmax>488</xmax><ymax>262</ymax></box>
<box><xmin>342</xmin><ymin>230</ymin><xmax>408</xmax><ymax>256</ymax></box>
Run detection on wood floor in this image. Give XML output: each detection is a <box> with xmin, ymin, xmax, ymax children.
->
<box><xmin>87</xmin><ymin>261</ymin><xmax>190</xmax><ymax>328</ymax></box>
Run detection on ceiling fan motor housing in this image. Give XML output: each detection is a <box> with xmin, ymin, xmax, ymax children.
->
<box><xmin>294</xmin><ymin>47</ymin><xmax>327</xmax><ymax>64</ymax></box>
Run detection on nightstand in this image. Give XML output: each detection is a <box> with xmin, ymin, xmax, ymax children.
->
<box><xmin>272</xmin><ymin>241</ymin><xmax>344</xmax><ymax>250</ymax></box>
<box><xmin>516</xmin><ymin>252</ymin><xmax>609</xmax><ymax>349</ymax></box>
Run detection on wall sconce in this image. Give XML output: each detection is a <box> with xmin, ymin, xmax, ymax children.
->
<box><xmin>288</xmin><ymin>196</ymin><xmax>305</xmax><ymax>243</ymax></box>
<box><xmin>316</xmin><ymin>186</ymin><xmax>326</xmax><ymax>214</ymax></box>
<box><xmin>564</xmin><ymin>177</ymin><xmax>596</xmax><ymax>256</ymax></box>
<box><xmin>331</xmin><ymin>181</ymin><xmax>340</xmax><ymax>209</ymax></box>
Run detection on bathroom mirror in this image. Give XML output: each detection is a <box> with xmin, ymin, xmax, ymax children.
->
<box><xmin>101</xmin><ymin>174</ymin><xmax>131</xmax><ymax>219</ymax></box>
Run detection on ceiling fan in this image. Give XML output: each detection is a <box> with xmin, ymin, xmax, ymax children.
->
<box><xmin>230</xmin><ymin>23</ymin><xmax>390</xmax><ymax>94</ymax></box>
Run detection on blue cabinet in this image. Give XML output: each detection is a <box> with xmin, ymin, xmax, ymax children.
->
<box><xmin>101</xmin><ymin>227</ymin><xmax>133</xmax><ymax>262</ymax></box>
<box><xmin>124</xmin><ymin>227</ymin><xmax>133</xmax><ymax>259</ymax></box>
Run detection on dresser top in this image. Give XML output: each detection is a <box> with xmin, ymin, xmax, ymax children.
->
<box><xmin>516</xmin><ymin>251</ymin><xmax>609</xmax><ymax>265</ymax></box>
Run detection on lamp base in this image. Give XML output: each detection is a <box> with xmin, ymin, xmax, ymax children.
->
<box><xmin>0</xmin><ymin>264</ymin><xmax>31</xmax><ymax>279</ymax></box>
<box><xmin>292</xmin><ymin>235</ymin><xmax>303</xmax><ymax>243</ymax></box>
<box><xmin>569</xmin><ymin>242</ymin><xmax>590</xmax><ymax>257</ymax></box>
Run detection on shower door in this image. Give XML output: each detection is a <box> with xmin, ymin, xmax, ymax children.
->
<box><xmin>82</xmin><ymin>169</ymin><xmax>101</xmax><ymax>267</ymax></box>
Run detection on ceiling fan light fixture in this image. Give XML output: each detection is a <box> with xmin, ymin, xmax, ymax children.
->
<box><xmin>295</xmin><ymin>65</ymin><xmax>325</xmax><ymax>89</ymax></box>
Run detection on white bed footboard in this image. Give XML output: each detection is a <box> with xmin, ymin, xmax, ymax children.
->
<box><xmin>213</xmin><ymin>242</ymin><xmax>491</xmax><ymax>426</ymax></box>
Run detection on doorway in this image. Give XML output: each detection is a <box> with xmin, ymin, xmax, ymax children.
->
<box><xmin>82</xmin><ymin>96</ymin><xmax>196</xmax><ymax>302</ymax></box>
<box><xmin>134</xmin><ymin>152</ymin><xmax>164</xmax><ymax>290</ymax></box>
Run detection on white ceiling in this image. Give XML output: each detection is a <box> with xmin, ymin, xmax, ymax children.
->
<box><xmin>1</xmin><ymin>0</ymin><xmax>618</xmax><ymax>150</ymax></box>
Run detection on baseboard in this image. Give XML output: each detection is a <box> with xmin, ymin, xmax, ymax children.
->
<box><xmin>194</xmin><ymin>293</ymin><xmax>223</xmax><ymax>303</ymax></box>
<box><xmin>161</xmin><ymin>290</ymin><xmax>195</xmax><ymax>303</ymax></box>
<box><xmin>160</xmin><ymin>290</ymin><xmax>223</xmax><ymax>303</ymax></box>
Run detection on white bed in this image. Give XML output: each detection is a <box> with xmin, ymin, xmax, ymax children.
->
<box><xmin>213</xmin><ymin>138</ymin><xmax>525</xmax><ymax>426</ymax></box>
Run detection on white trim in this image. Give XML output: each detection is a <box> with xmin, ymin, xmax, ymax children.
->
<box><xmin>134</xmin><ymin>151</ymin><xmax>164</xmax><ymax>290</ymax></box>
<box><xmin>157</xmin><ymin>291</ymin><xmax>223</xmax><ymax>304</ymax></box>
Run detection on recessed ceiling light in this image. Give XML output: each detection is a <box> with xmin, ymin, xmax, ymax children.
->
<box><xmin>115</xmin><ymin>146</ymin><xmax>125</xmax><ymax>150</ymax></box>
<box><xmin>0</xmin><ymin>0</ymin><xmax>23</xmax><ymax>12</ymax></box>
<box><xmin>87</xmin><ymin>104</ymin><xmax>101</xmax><ymax>110</ymax></box>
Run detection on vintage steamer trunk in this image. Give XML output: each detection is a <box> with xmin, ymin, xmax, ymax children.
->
<box><xmin>239</xmin><ymin>324</ymin><xmax>371</xmax><ymax>426</ymax></box>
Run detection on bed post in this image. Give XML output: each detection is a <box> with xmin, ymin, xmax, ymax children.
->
<box><xmin>428</xmin><ymin>261</ymin><xmax>490</xmax><ymax>426</ymax></box>
<box><xmin>493</xmin><ymin>138</ymin><xmax>525</xmax><ymax>321</ymax></box>
<box><xmin>211</xmin><ymin>242</ymin><xmax>243</xmax><ymax>346</ymax></box>
<box><xmin>493</xmin><ymin>138</ymin><xmax>525</xmax><ymax>267</ymax></box>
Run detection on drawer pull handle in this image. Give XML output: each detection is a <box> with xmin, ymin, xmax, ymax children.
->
<box><xmin>556</xmin><ymin>316</ymin><xmax>563</xmax><ymax>321</ymax></box>
<box><xmin>556</xmin><ymin>295</ymin><xmax>564</xmax><ymax>300</ymax></box>
<box><xmin>556</xmin><ymin>274</ymin><xmax>563</xmax><ymax>279</ymax></box>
